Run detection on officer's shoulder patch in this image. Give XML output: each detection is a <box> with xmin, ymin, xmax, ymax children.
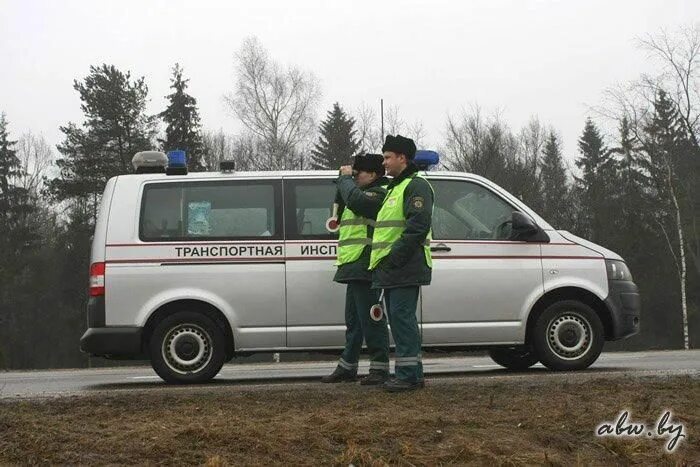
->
<box><xmin>364</xmin><ymin>191</ymin><xmax>379</xmax><ymax>198</ymax></box>
<box><xmin>411</xmin><ymin>196</ymin><xmax>425</xmax><ymax>210</ymax></box>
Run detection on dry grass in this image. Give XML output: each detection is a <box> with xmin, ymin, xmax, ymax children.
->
<box><xmin>0</xmin><ymin>375</ymin><xmax>698</xmax><ymax>465</ymax></box>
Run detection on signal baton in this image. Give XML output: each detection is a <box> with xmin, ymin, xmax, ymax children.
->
<box><xmin>370</xmin><ymin>289</ymin><xmax>386</xmax><ymax>322</ymax></box>
<box><xmin>325</xmin><ymin>203</ymin><xmax>340</xmax><ymax>233</ymax></box>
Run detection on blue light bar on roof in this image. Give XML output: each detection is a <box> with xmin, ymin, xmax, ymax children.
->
<box><xmin>414</xmin><ymin>150</ymin><xmax>440</xmax><ymax>169</ymax></box>
<box><xmin>166</xmin><ymin>150</ymin><xmax>188</xmax><ymax>176</ymax></box>
<box><xmin>167</xmin><ymin>150</ymin><xmax>187</xmax><ymax>168</ymax></box>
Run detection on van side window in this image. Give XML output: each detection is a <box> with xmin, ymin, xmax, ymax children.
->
<box><xmin>431</xmin><ymin>179</ymin><xmax>514</xmax><ymax>240</ymax></box>
<box><xmin>140</xmin><ymin>180</ymin><xmax>281</xmax><ymax>241</ymax></box>
<box><xmin>284</xmin><ymin>179</ymin><xmax>338</xmax><ymax>240</ymax></box>
<box><xmin>141</xmin><ymin>185</ymin><xmax>183</xmax><ymax>239</ymax></box>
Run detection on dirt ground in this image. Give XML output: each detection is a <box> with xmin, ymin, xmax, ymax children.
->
<box><xmin>0</xmin><ymin>375</ymin><xmax>698</xmax><ymax>465</ymax></box>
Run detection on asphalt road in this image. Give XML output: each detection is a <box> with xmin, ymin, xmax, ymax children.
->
<box><xmin>1</xmin><ymin>350</ymin><xmax>698</xmax><ymax>399</ymax></box>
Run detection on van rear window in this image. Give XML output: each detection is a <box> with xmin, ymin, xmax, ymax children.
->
<box><xmin>139</xmin><ymin>181</ymin><xmax>280</xmax><ymax>241</ymax></box>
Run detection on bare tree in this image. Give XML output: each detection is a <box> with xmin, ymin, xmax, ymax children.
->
<box><xmin>444</xmin><ymin>105</ymin><xmax>488</xmax><ymax>173</ymax></box>
<box><xmin>14</xmin><ymin>132</ymin><xmax>53</xmax><ymax>196</ymax></box>
<box><xmin>443</xmin><ymin>106</ymin><xmax>547</xmax><ymax>207</ymax></box>
<box><xmin>639</xmin><ymin>25</ymin><xmax>700</xmax><ymax>146</ymax></box>
<box><xmin>354</xmin><ymin>102</ymin><xmax>383</xmax><ymax>153</ymax></box>
<box><xmin>234</xmin><ymin>133</ymin><xmax>276</xmax><ymax>171</ymax></box>
<box><xmin>202</xmin><ymin>128</ymin><xmax>270</xmax><ymax>172</ymax></box>
<box><xmin>384</xmin><ymin>104</ymin><xmax>427</xmax><ymax>146</ymax></box>
<box><xmin>384</xmin><ymin>104</ymin><xmax>405</xmax><ymax>136</ymax></box>
<box><xmin>202</xmin><ymin>129</ymin><xmax>235</xmax><ymax>171</ymax></box>
<box><xmin>513</xmin><ymin>116</ymin><xmax>547</xmax><ymax>211</ymax></box>
<box><xmin>353</xmin><ymin>102</ymin><xmax>427</xmax><ymax>153</ymax></box>
<box><xmin>444</xmin><ymin>106</ymin><xmax>513</xmax><ymax>177</ymax></box>
<box><xmin>407</xmin><ymin>120</ymin><xmax>427</xmax><ymax>149</ymax></box>
<box><xmin>224</xmin><ymin>37</ymin><xmax>321</xmax><ymax>170</ymax></box>
<box><xmin>519</xmin><ymin>116</ymin><xmax>546</xmax><ymax>172</ymax></box>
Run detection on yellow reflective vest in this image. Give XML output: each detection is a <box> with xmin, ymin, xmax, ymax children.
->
<box><xmin>369</xmin><ymin>174</ymin><xmax>433</xmax><ymax>270</ymax></box>
<box><xmin>335</xmin><ymin>207</ymin><xmax>375</xmax><ymax>266</ymax></box>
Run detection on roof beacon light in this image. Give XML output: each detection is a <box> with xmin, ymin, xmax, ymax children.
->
<box><xmin>166</xmin><ymin>150</ymin><xmax>188</xmax><ymax>175</ymax></box>
<box><xmin>414</xmin><ymin>150</ymin><xmax>440</xmax><ymax>170</ymax></box>
<box><xmin>132</xmin><ymin>151</ymin><xmax>168</xmax><ymax>174</ymax></box>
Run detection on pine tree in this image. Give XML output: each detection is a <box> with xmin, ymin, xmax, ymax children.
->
<box><xmin>0</xmin><ymin>113</ymin><xmax>35</xmax><ymax>250</ymax></box>
<box><xmin>0</xmin><ymin>113</ymin><xmax>23</xmax><ymax>225</ymax></box>
<box><xmin>0</xmin><ymin>113</ymin><xmax>37</xmax><ymax>319</ymax></box>
<box><xmin>616</xmin><ymin>117</ymin><xmax>645</xmax><ymax>186</ymax></box>
<box><xmin>574</xmin><ymin>118</ymin><xmax>617</xmax><ymax>242</ymax></box>
<box><xmin>48</xmin><ymin>64</ymin><xmax>156</xmax><ymax>227</ymax></box>
<box><xmin>0</xmin><ymin>112</ymin><xmax>20</xmax><ymax>288</ymax></box>
<box><xmin>540</xmin><ymin>131</ymin><xmax>569</xmax><ymax>228</ymax></box>
<box><xmin>613</xmin><ymin>117</ymin><xmax>649</xmax><ymax>229</ymax></box>
<box><xmin>160</xmin><ymin>63</ymin><xmax>205</xmax><ymax>171</ymax></box>
<box><xmin>642</xmin><ymin>90</ymin><xmax>686</xmax><ymax>197</ymax></box>
<box><xmin>310</xmin><ymin>103</ymin><xmax>360</xmax><ymax>169</ymax></box>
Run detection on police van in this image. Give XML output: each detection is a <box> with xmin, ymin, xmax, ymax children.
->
<box><xmin>80</xmin><ymin>150</ymin><xmax>640</xmax><ymax>383</ymax></box>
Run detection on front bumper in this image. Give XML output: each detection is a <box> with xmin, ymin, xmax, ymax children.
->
<box><xmin>604</xmin><ymin>280</ymin><xmax>641</xmax><ymax>340</ymax></box>
<box><xmin>80</xmin><ymin>327</ymin><xmax>143</xmax><ymax>357</ymax></box>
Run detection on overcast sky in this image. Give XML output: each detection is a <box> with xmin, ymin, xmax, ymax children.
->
<box><xmin>1</xmin><ymin>0</ymin><xmax>698</xmax><ymax>164</ymax></box>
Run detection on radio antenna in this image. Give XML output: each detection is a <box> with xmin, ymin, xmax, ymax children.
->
<box><xmin>380</xmin><ymin>98</ymin><xmax>384</xmax><ymax>141</ymax></box>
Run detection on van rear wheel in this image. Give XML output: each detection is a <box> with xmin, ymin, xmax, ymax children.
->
<box><xmin>488</xmin><ymin>348</ymin><xmax>539</xmax><ymax>370</ymax></box>
<box><xmin>532</xmin><ymin>300</ymin><xmax>604</xmax><ymax>371</ymax></box>
<box><xmin>149</xmin><ymin>311</ymin><xmax>226</xmax><ymax>384</ymax></box>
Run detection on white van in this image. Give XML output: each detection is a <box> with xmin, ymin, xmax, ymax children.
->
<box><xmin>80</xmin><ymin>152</ymin><xmax>640</xmax><ymax>383</ymax></box>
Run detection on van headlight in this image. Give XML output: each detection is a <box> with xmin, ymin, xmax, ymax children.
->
<box><xmin>606</xmin><ymin>260</ymin><xmax>633</xmax><ymax>281</ymax></box>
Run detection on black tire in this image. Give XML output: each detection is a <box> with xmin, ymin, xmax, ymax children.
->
<box><xmin>488</xmin><ymin>347</ymin><xmax>539</xmax><ymax>370</ymax></box>
<box><xmin>532</xmin><ymin>300</ymin><xmax>604</xmax><ymax>371</ymax></box>
<box><xmin>149</xmin><ymin>311</ymin><xmax>226</xmax><ymax>384</ymax></box>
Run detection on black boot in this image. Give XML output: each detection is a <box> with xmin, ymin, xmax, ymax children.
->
<box><xmin>321</xmin><ymin>366</ymin><xmax>358</xmax><ymax>383</ymax></box>
<box><xmin>360</xmin><ymin>370</ymin><xmax>389</xmax><ymax>386</ymax></box>
<box><xmin>383</xmin><ymin>377</ymin><xmax>425</xmax><ymax>392</ymax></box>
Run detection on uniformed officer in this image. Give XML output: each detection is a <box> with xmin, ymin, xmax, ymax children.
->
<box><xmin>321</xmin><ymin>153</ymin><xmax>392</xmax><ymax>385</ymax></box>
<box><xmin>369</xmin><ymin>135</ymin><xmax>434</xmax><ymax>392</ymax></box>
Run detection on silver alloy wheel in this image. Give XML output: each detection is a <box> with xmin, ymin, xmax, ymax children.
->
<box><xmin>162</xmin><ymin>323</ymin><xmax>213</xmax><ymax>375</ymax></box>
<box><xmin>546</xmin><ymin>312</ymin><xmax>592</xmax><ymax>361</ymax></box>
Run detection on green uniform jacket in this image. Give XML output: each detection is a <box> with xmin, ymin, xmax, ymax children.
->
<box><xmin>333</xmin><ymin>175</ymin><xmax>389</xmax><ymax>284</ymax></box>
<box><xmin>372</xmin><ymin>164</ymin><xmax>433</xmax><ymax>289</ymax></box>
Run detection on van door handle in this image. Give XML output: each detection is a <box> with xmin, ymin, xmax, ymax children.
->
<box><xmin>430</xmin><ymin>244</ymin><xmax>451</xmax><ymax>252</ymax></box>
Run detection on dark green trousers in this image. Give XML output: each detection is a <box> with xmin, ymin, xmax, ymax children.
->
<box><xmin>338</xmin><ymin>281</ymin><xmax>390</xmax><ymax>373</ymax></box>
<box><xmin>385</xmin><ymin>286</ymin><xmax>424</xmax><ymax>382</ymax></box>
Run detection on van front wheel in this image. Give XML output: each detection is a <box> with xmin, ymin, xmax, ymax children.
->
<box><xmin>149</xmin><ymin>311</ymin><xmax>226</xmax><ymax>384</ymax></box>
<box><xmin>532</xmin><ymin>300</ymin><xmax>604</xmax><ymax>371</ymax></box>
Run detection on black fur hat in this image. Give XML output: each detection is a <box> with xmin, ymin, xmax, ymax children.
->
<box><xmin>381</xmin><ymin>134</ymin><xmax>416</xmax><ymax>159</ymax></box>
<box><xmin>352</xmin><ymin>153</ymin><xmax>385</xmax><ymax>176</ymax></box>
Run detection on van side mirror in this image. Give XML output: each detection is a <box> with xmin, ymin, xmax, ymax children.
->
<box><xmin>510</xmin><ymin>211</ymin><xmax>550</xmax><ymax>242</ymax></box>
